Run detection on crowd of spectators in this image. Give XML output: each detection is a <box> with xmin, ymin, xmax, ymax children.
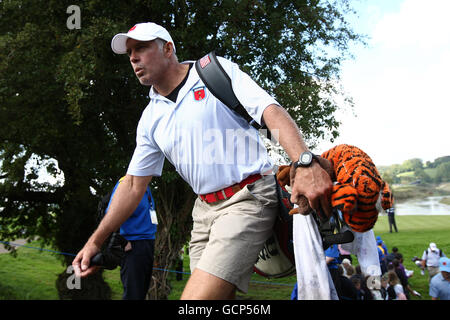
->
<box><xmin>291</xmin><ymin>238</ymin><xmax>449</xmax><ymax>300</ymax></box>
<box><xmin>327</xmin><ymin>240</ymin><xmax>422</xmax><ymax>300</ymax></box>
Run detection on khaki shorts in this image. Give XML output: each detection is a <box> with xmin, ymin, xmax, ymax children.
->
<box><xmin>189</xmin><ymin>174</ymin><xmax>278</xmax><ymax>293</ymax></box>
<box><xmin>428</xmin><ymin>266</ymin><xmax>439</xmax><ymax>280</ymax></box>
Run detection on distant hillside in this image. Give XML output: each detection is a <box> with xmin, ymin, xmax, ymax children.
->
<box><xmin>392</xmin><ymin>182</ymin><xmax>450</xmax><ymax>202</ymax></box>
<box><xmin>378</xmin><ymin>156</ymin><xmax>450</xmax><ymax>186</ymax></box>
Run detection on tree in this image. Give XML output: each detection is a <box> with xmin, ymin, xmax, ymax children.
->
<box><xmin>0</xmin><ymin>0</ymin><xmax>361</xmax><ymax>299</ymax></box>
<box><xmin>433</xmin><ymin>156</ymin><xmax>450</xmax><ymax>168</ymax></box>
<box><xmin>401</xmin><ymin>158</ymin><xmax>424</xmax><ymax>173</ymax></box>
<box><xmin>414</xmin><ymin>167</ymin><xmax>431</xmax><ymax>183</ymax></box>
<box><xmin>435</xmin><ymin>162</ymin><xmax>450</xmax><ymax>183</ymax></box>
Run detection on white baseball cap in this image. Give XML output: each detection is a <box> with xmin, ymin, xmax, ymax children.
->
<box><xmin>111</xmin><ymin>22</ymin><xmax>176</xmax><ymax>54</ymax></box>
<box><xmin>430</xmin><ymin>242</ymin><xmax>437</xmax><ymax>251</ymax></box>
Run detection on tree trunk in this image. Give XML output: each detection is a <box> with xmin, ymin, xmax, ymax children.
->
<box><xmin>147</xmin><ymin>178</ymin><xmax>195</xmax><ymax>300</ymax></box>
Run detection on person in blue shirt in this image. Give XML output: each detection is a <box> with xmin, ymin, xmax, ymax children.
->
<box><xmin>376</xmin><ymin>236</ymin><xmax>388</xmax><ymax>255</ymax></box>
<box><xmin>291</xmin><ymin>282</ymin><xmax>298</xmax><ymax>300</ymax></box>
<box><xmin>377</xmin><ymin>238</ymin><xmax>388</xmax><ymax>274</ymax></box>
<box><xmin>429</xmin><ymin>257</ymin><xmax>450</xmax><ymax>300</ymax></box>
<box><xmin>105</xmin><ymin>177</ymin><xmax>157</xmax><ymax>300</ymax></box>
<box><xmin>325</xmin><ymin>244</ymin><xmax>341</xmax><ymax>297</ymax></box>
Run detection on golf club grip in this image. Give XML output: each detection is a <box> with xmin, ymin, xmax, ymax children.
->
<box><xmin>323</xmin><ymin>230</ymin><xmax>354</xmax><ymax>246</ymax></box>
<box><xmin>89</xmin><ymin>252</ymin><xmax>104</xmax><ymax>267</ymax></box>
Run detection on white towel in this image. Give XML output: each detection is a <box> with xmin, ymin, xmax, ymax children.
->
<box><xmin>293</xmin><ymin>212</ymin><xmax>338</xmax><ymax>300</ymax></box>
<box><xmin>341</xmin><ymin>228</ymin><xmax>381</xmax><ymax>277</ymax></box>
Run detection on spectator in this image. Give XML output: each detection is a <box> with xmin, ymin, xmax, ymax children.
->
<box><xmin>338</xmin><ymin>244</ymin><xmax>352</xmax><ymax>264</ymax></box>
<box><xmin>385</xmin><ymin>247</ymin><xmax>399</xmax><ymax>265</ymax></box>
<box><xmin>325</xmin><ymin>244</ymin><xmax>341</xmax><ymax>296</ymax></box>
<box><xmin>377</xmin><ymin>239</ymin><xmax>388</xmax><ymax>274</ymax></box>
<box><xmin>429</xmin><ymin>257</ymin><xmax>450</xmax><ymax>300</ymax></box>
<box><xmin>376</xmin><ymin>236</ymin><xmax>389</xmax><ymax>255</ymax></box>
<box><xmin>291</xmin><ymin>282</ymin><xmax>298</xmax><ymax>300</ymax></box>
<box><xmin>341</xmin><ymin>259</ymin><xmax>356</xmax><ymax>278</ymax></box>
<box><xmin>380</xmin><ymin>273</ymin><xmax>389</xmax><ymax>300</ymax></box>
<box><xmin>105</xmin><ymin>178</ymin><xmax>157</xmax><ymax>300</ymax></box>
<box><xmin>421</xmin><ymin>242</ymin><xmax>446</xmax><ymax>282</ymax></box>
<box><xmin>361</xmin><ymin>275</ymin><xmax>374</xmax><ymax>300</ymax></box>
<box><xmin>350</xmin><ymin>274</ymin><xmax>373</xmax><ymax>300</ymax></box>
<box><xmin>387</xmin><ymin>261</ymin><xmax>395</xmax><ymax>273</ymax></box>
<box><xmin>337</xmin><ymin>265</ymin><xmax>357</xmax><ymax>300</ymax></box>
<box><xmin>393</xmin><ymin>256</ymin><xmax>421</xmax><ymax>299</ymax></box>
<box><xmin>350</xmin><ymin>275</ymin><xmax>364</xmax><ymax>300</ymax></box>
<box><xmin>387</xmin><ymin>271</ymin><xmax>407</xmax><ymax>300</ymax></box>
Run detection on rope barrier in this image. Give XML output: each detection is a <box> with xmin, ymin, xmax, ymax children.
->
<box><xmin>0</xmin><ymin>240</ymin><xmax>295</xmax><ymax>287</ymax></box>
<box><xmin>0</xmin><ymin>240</ymin><xmax>76</xmax><ymax>257</ymax></box>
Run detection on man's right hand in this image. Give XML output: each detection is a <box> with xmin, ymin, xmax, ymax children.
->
<box><xmin>72</xmin><ymin>242</ymin><xmax>102</xmax><ymax>278</ymax></box>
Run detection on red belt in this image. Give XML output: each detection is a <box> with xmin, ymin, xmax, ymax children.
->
<box><xmin>199</xmin><ymin>174</ymin><xmax>263</xmax><ymax>203</ymax></box>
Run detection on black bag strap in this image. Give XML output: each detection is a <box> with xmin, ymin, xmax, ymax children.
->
<box><xmin>195</xmin><ymin>51</ymin><xmax>266</xmax><ymax>132</ymax></box>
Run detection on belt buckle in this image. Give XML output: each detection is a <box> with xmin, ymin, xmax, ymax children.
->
<box><xmin>231</xmin><ymin>184</ymin><xmax>241</xmax><ymax>194</ymax></box>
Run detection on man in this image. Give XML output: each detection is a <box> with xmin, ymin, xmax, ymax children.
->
<box><xmin>72</xmin><ymin>22</ymin><xmax>332</xmax><ymax>300</ymax></box>
<box><xmin>377</xmin><ymin>238</ymin><xmax>387</xmax><ymax>274</ymax></box>
<box><xmin>106</xmin><ymin>177</ymin><xmax>157</xmax><ymax>300</ymax></box>
<box><xmin>386</xmin><ymin>206</ymin><xmax>398</xmax><ymax>233</ymax></box>
<box><xmin>429</xmin><ymin>257</ymin><xmax>450</xmax><ymax>300</ymax></box>
<box><xmin>385</xmin><ymin>246</ymin><xmax>399</xmax><ymax>266</ymax></box>
<box><xmin>376</xmin><ymin>236</ymin><xmax>388</xmax><ymax>255</ymax></box>
<box><xmin>422</xmin><ymin>242</ymin><xmax>446</xmax><ymax>282</ymax></box>
<box><xmin>325</xmin><ymin>244</ymin><xmax>341</xmax><ymax>297</ymax></box>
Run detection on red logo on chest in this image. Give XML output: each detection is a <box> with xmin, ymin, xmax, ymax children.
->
<box><xmin>193</xmin><ymin>87</ymin><xmax>206</xmax><ymax>101</ymax></box>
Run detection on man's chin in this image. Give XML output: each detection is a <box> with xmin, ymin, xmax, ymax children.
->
<box><xmin>137</xmin><ymin>77</ymin><xmax>152</xmax><ymax>86</ymax></box>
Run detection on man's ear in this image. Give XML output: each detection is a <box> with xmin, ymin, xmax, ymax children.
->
<box><xmin>164</xmin><ymin>41</ymin><xmax>174</xmax><ymax>57</ymax></box>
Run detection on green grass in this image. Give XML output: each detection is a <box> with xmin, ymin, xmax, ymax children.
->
<box><xmin>371</xmin><ymin>215</ymin><xmax>450</xmax><ymax>300</ymax></box>
<box><xmin>0</xmin><ymin>245</ymin><xmax>62</xmax><ymax>299</ymax></box>
<box><xmin>0</xmin><ymin>243</ymin><xmax>123</xmax><ymax>300</ymax></box>
<box><xmin>1</xmin><ymin>215</ymin><xmax>449</xmax><ymax>300</ymax></box>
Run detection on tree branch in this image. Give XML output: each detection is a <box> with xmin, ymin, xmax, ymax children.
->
<box><xmin>2</xmin><ymin>189</ymin><xmax>63</xmax><ymax>204</ymax></box>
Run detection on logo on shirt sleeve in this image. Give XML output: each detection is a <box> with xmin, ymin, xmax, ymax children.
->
<box><xmin>193</xmin><ymin>87</ymin><xmax>206</xmax><ymax>101</ymax></box>
<box><xmin>199</xmin><ymin>55</ymin><xmax>211</xmax><ymax>69</ymax></box>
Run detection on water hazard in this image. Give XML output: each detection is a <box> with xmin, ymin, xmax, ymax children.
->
<box><xmin>395</xmin><ymin>196</ymin><xmax>450</xmax><ymax>216</ymax></box>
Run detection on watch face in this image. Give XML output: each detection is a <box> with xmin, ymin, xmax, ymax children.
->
<box><xmin>301</xmin><ymin>152</ymin><xmax>313</xmax><ymax>164</ymax></box>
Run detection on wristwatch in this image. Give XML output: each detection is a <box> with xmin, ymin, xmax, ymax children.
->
<box><xmin>293</xmin><ymin>151</ymin><xmax>317</xmax><ymax>169</ymax></box>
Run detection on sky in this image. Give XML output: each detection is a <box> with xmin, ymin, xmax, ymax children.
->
<box><xmin>312</xmin><ymin>0</ymin><xmax>450</xmax><ymax>167</ymax></box>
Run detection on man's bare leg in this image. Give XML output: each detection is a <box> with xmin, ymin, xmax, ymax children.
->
<box><xmin>180</xmin><ymin>268</ymin><xmax>236</xmax><ymax>300</ymax></box>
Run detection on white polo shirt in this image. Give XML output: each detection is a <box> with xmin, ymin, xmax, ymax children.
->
<box><xmin>126</xmin><ymin>56</ymin><xmax>279</xmax><ymax>194</ymax></box>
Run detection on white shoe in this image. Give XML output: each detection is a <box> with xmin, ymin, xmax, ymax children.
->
<box><xmin>421</xmin><ymin>270</ymin><xmax>425</xmax><ymax>276</ymax></box>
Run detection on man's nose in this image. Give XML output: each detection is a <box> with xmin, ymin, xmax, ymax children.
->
<box><xmin>129</xmin><ymin>50</ymin><xmax>139</xmax><ymax>63</ymax></box>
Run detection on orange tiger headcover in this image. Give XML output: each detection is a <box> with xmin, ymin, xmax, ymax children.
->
<box><xmin>277</xmin><ymin>144</ymin><xmax>385</xmax><ymax>233</ymax></box>
<box><xmin>321</xmin><ymin>144</ymin><xmax>384</xmax><ymax>232</ymax></box>
<box><xmin>381</xmin><ymin>182</ymin><xmax>394</xmax><ymax>210</ymax></box>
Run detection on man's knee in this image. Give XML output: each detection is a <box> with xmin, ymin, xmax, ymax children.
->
<box><xmin>181</xmin><ymin>268</ymin><xmax>236</xmax><ymax>300</ymax></box>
